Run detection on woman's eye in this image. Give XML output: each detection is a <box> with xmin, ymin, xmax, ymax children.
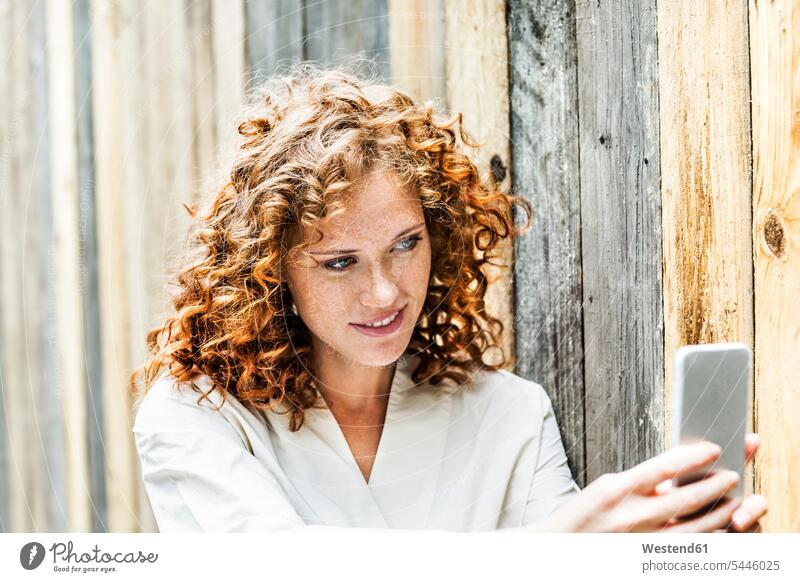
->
<box><xmin>397</xmin><ymin>234</ymin><xmax>422</xmax><ymax>251</ymax></box>
<box><xmin>323</xmin><ymin>256</ymin><xmax>356</xmax><ymax>271</ymax></box>
<box><xmin>322</xmin><ymin>234</ymin><xmax>422</xmax><ymax>272</ymax></box>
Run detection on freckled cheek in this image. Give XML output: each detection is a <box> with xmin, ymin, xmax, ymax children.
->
<box><xmin>408</xmin><ymin>262</ymin><xmax>430</xmax><ymax>298</ymax></box>
<box><xmin>298</xmin><ymin>278</ymin><xmax>357</xmax><ymax>323</ymax></box>
<box><xmin>409</xmin><ymin>241</ymin><xmax>433</xmax><ymax>299</ymax></box>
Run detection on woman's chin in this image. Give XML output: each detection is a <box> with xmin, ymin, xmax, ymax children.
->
<box><xmin>341</xmin><ymin>339</ymin><xmax>410</xmax><ymax>368</ymax></box>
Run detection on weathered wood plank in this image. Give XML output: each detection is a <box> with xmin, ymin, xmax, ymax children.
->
<box><xmin>185</xmin><ymin>0</ymin><xmax>219</xmax><ymax>202</ymax></box>
<box><xmin>31</xmin><ymin>0</ymin><xmax>66</xmax><ymax>532</ymax></box>
<box><xmin>507</xmin><ymin>0</ymin><xmax>586</xmax><ymax>485</ymax></box>
<box><xmin>73</xmin><ymin>0</ymin><xmax>108</xmax><ymax>533</ymax></box>
<box><xmin>35</xmin><ymin>0</ymin><xmax>69</xmax><ymax>532</ymax></box>
<box><xmin>46</xmin><ymin>0</ymin><xmax>93</xmax><ymax>532</ymax></box>
<box><xmin>0</xmin><ymin>0</ymin><xmax>62</xmax><ymax>531</ymax></box>
<box><xmin>0</xmin><ymin>0</ymin><xmax>17</xmax><ymax>532</ymax></box>
<box><xmin>576</xmin><ymin>0</ymin><xmax>663</xmax><ymax>480</ymax></box>
<box><xmin>303</xmin><ymin>0</ymin><xmax>390</xmax><ymax>80</ymax></box>
<box><xmin>245</xmin><ymin>0</ymin><xmax>304</xmax><ymax>84</ymax></box>
<box><xmin>0</xmin><ymin>377</ymin><xmax>6</xmax><ymax>531</ymax></box>
<box><xmin>657</xmin><ymin>0</ymin><xmax>754</xmax><ymax>485</ymax></box>
<box><xmin>749</xmin><ymin>0</ymin><xmax>800</xmax><ymax>533</ymax></box>
<box><xmin>444</xmin><ymin>0</ymin><xmax>514</xmax><ymax>370</ymax></box>
<box><xmin>0</xmin><ymin>0</ymin><xmax>17</xmax><ymax>533</ymax></box>
<box><xmin>388</xmin><ymin>0</ymin><xmax>446</xmax><ymax>104</ymax></box>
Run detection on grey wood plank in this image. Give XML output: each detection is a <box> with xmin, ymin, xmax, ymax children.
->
<box><xmin>302</xmin><ymin>0</ymin><xmax>390</xmax><ymax>80</ymax></box>
<box><xmin>507</xmin><ymin>0</ymin><xmax>586</xmax><ymax>486</ymax></box>
<box><xmin>0</xmin><ymin>372</ymin><xmax>6</xmax><ymax>531</ymax></box>
<box><xmin>35</xmin><ymin>0</ymin><xmax>68</xmax><ymax>532</ymax></box>
<box><xmin>245</xmin><ymin>0</ymin><xmax>304</xmax><ymax>84</ymax></box>
<box><xmin>0</xmin><ymin>0</ymin><xmax>12</xmax><ymax>534</ymax></box>
<box><xmin>0</xmin><ymin>0</ymin><xmax>67</xmax><ymax>531</ymax></box>
<box><xmin>575</xmin><ymin>0</ymin><xmax>663</xmax><ymax>481</ymax></box>
<box><xmin>73</xmin><ymin>0</ymin><xmax>107</xmax><ymax>533</ymax></box>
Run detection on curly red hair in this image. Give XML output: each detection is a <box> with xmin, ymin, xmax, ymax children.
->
<box><xmin>130</xmin><ymin>61</ymin><xmax>533</xmax><ymax>431</ymax></box>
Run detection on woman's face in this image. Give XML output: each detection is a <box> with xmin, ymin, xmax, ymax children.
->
<box><xmin>282</xmin><ymin>170</ymin><xmax>432</xmax><ymax>368</ymax></box>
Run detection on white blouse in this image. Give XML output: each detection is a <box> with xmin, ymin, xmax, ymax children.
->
<box><xmin>132</xmin><ymin>354</ymin><xmax>580</xmax><ymax>532</ymax></box>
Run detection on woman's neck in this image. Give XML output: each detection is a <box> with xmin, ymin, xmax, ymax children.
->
<box><xmin>311</xmin><ymin>346</ymin><xmax>397</xmax><ymax>418</ymax></box>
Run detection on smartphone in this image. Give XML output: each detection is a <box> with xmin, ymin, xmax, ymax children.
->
<box><xmin>670</xmin><ymin>342</ymin><xmax>751</xmax><ymax>499</ymax></box>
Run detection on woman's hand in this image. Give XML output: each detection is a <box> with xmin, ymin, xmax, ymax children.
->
<box><xmin>728</xmin><ymin>433</ymin><xmax>768</xmax><ymax>531</ymax></box>
<box><xmin>539</xmin><ymin>435</ymin><xmax>768</xmax><ymax>533</ymax></box>
<box><xmin>655</xmin><ymin>433</ymin><xmax>767</xmax><ymax>533</ymax></box>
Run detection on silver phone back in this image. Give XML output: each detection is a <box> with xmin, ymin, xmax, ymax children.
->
<box><xmin>671</xmin><ymin>342</ymin><xmax>751</xmax><ymax>499</ymax></box>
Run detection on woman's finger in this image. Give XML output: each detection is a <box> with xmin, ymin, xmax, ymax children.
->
<box><xmin>651</xmin><ymin>469</ymin><xmax>740</xmax><ymax>523</ymax></box>
<box><xmin>722</xmin><ymin>521</ymin><xmax>763</xmax><ymax>533</ymax></box>
<box><xmin>731</xmin><ymin>495</ymin><xmax>768</xmax><ymax>532</ymax></box>
<box><xmin>626</xmin><ymin>441</ymin><xmax>722</xmax><ymax>494</ymax></box>
<box><xmin>655</xmin><ymin>478</ymin><xmax>674</xmax><ymax>496</ymax></box>
<box><xmin>744</xmin><ymin>433</ymin><xmax>760</xmax><ymax>465</ymax></box>
<box><xmin>661</xmin><ymin>496</ymin><xmax>739</xmax><ymax>533</ymax></box>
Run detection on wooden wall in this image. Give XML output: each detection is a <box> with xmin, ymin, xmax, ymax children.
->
<box><xmin>749</xmin><ymin>0</ymin><xmax>800</xmax><ymax>533</ymax></box>
<box><xmin>0</xmin><ymin>0</ymin><xmax>797</xmax><ymax>532</ymax></box>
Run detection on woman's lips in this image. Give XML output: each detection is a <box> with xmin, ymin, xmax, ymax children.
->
<box><xmin>354</xmin><ymin>305</ymin><xmax>406</xmax><ymax>325</ymax></box>
<box><xmin>350</xmin><ymin>305</ymin><xmax>406</xmax><ymax>337</ymax></box>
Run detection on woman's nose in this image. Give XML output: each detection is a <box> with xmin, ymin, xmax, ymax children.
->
<box><xmin>359</xmin><ymin>262</ymin><xmax>399</xmax><ymax>306</ymax></box>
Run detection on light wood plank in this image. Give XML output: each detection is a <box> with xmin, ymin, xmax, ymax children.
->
<box><xmin>388</xmin><ymin>0</ymin><xmax>446</xmax><ymax>104</ymax></box>
<box><xmin>444</xmin><ymin>0</ymin><xmax>514</xmax><ymax>371</ymax></box>
<box><xmin>657</xmin><ymin>0</ymin><xmax>754</xmax><ymax>487</ymax></box>
<box><xmin>90</xmin><ymin>0</ymin><xmax>143</xmax><ymax>533</ymax></box>
<box><xmin>133</xmin><ymin>0</ymin><xmax>200</xmax><ymax>533</ymax></box>
<box><xmin>507</xmin><ymin>0</ymin><xmax>586</xmax><ymax>485</ymax></box>
<box><xmin>749</xmin><ymin>0</ymin><xmax>800</xmax><ymax>533</ymax></box>
<box><xmin>46</xmin><ymin>0</ymin><xmax>92</xmax><ymax>532</ymax></box>
<box><xmin>0</xmin><ymin>0</ymin><xmax>66</xmax><ymax>532</ymax></box>
<box><xmin>0</xmin><ymin>0</ymin><xmax>25</xmax><ymax>532</ymax></box>
<box><xmin>212</xmin><ymin>0</ymin><xmax>247</xmax><ymax>175</ymax></box>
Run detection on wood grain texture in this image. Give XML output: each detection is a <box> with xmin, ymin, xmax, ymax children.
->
<box><xmin>657</xmin><ymin>0</ymin><xmax>754</xmax><ymax>481</ymax></box>
<box><xmin>0</xmin><ymin>0</ymin><xmax>43</xmax><ymax>532</ymax></box>
<box><xmin>0</xmin><ymin>0</ymin><xmax>67</xmax><ymax>532</ymax></box>
<box><xmin>388</xmin><ymin>0</ymin><xmax>446</xmax><ymax>104</ymax></box>
<box><xmin>444</xmin><ymin>0</ymin><xmax>514</xmax><ymax>370</ymax></box>
<box><xmin>73</xmin><ymin>0</ymin><xmax>108</xmax><ymax>533</ymax></box>
<box><xmin>35</xmin><ymin>0</ymin><xmax>68</xmax><ymax>533</ymax></box>
<box><xmin>46</xmin><ymin>0</ymin><xmax>92</xmax><ymax>532</ymax></box>
<box><xmin>303</xmin><ymin>0</ymin><xmax>390</xmax><ymax>80</ymax></box>
<box><xmin>0</xmin><ymin>363</ymin><xmax>6</xmax><ymax>530</ymax></box>
<box><xmin>245</xmin><ymin>0</ymin><xmax>304</xmax><ymax>84</ymax></box>
<box><xmin>576</xmin><ymin>0</ymin><xmax>663</xmax><ymax>480</ymax></box>
<box><xmin>90</xmin><ymin>0</ymin><xmax>144</xmax><ymax>533</ymax></box>
<box><xmin>186</xmin><ymin>0</ymin><xmax>220</xmax><ymax>203</ymax></box>
<box><xmin>136</xmin><ymin>0</ymin><xmax>206</xmax><ymax>532</ymax></box>
<box><xmin>507</xmin><ymin>0</ymin><xmax>586</xmax><ymax>485</ymax></box>
<box><xmin>212</xmin><ymin>0</ymin><xmax>247</xmax><ymax>175</ymax></box>
<box><xmin>749</xmin><ymin>0</ymin><xmax>800</xmax><ymax>533</ymax></box>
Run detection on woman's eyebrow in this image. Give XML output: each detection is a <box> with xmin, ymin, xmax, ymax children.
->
<box><xmin>309</xmin><ymin>222</ymin><xmax>425</xmax><ymax>255</ymax></box>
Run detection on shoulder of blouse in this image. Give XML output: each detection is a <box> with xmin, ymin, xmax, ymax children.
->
<box><xmin>464</xmin><ymin>366</ymin><xmax>550</xmax><ymax>402</ymax></box>
<box><xmin>132</xmin><ymin>372</ymin><xmax>254</xmax><ymax>445</ymax></box>
<box><xmin>444</xmin><ymin>366</ymin><xmax>554</xmax><ymax>429</ymax></box>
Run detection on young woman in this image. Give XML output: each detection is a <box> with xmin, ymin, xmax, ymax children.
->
<box><xmin>130</xmin><ymin>64</ymin><xmax>767</xmax><ymax>533</ymax></box>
